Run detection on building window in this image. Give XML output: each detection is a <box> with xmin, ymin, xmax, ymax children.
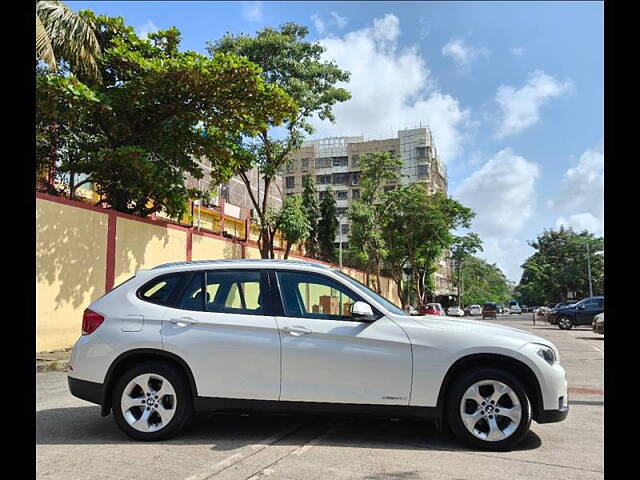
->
<box><xmin>319</xmin><ymin>191</ymin><xmax>327</xmax><ymax>200</ymax></box>
<box><xmin>351</xmin><ymin>154</ymin><xmax>360</xmax><ymax>166</ymax></box>
<box><xmin>317</xmin><ymin>158</ymin><xmax>332</xmax><ymax>168</ymax></box>
<box><xmin>337</xmin><ymin>190</ymin><xmax>348</xmax><ymax>200</ymax></box>
<box><xmin>286</xmin><ymin>160</ymin><xmax>295</xmax><ymax>172</ymax></box>
<box><xmin>333</xmin><ymin>172</ymin><xmax>348</xmax><ymax>185</ymax></box>
<box><xmin>317</xmin><ymin>174</ymin><xmax>331</xmax><ymax>185</ymax></box>
<box><xmin>350</xmin><ymin>172</ymin><xmax>360</xmax><ymax>185</ymax></box>
<box><xmin>383</xmin><ymin>185</ymin><xmax>395</xmax><ymax>193</ymax></box>
<box><xmin>301</xmin><ymin>158</ymin><xmax>310</xmax><ymax>170</ymax></box>
<box><xmin>333</xmin><ymin>156</ymin><xmax>349</xmax><ymax>167</ymax></box>
<box><xmin>352</xmin><ymin>189</ymin><xmax>360</xmax><ymax>200</ymax></box>
<box><xmin>336</xmin><ymin>207</ymin><xmax>347</xmax><ymax>216</ymax></box>
<box><xmin>417</xmin><ymin>164</ymin><xmax>429</xmax><ymax>178</ymax></box>
<box><xmin>285</xmin><ymin>176</ymin><xmax>295</xmax><ymax>189</ymax></box>
<box><xmin>416</xmin><ymin>146</ymin><xmax>430</xmax><ymax>158</ymax></box>
<box><xmin>341</xmin><ymin>224</ymin><xmax>349</xmax><ymax>234</ymax></box>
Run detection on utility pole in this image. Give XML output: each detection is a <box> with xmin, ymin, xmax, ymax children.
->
<box><xmin>587</xmin><ymin>242</ymin><xmax>593</xmax><ymax>297</ymax></box>
<box><xmin>338</xmin><ymin>214</ymin><xmax>343</xmax><ymax>271</ymax></box>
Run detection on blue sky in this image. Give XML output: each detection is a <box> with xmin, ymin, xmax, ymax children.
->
<box><xmin>69</xmin><ymin>1</ymin><xmax>604</xmax><ymax>281</ymax></box>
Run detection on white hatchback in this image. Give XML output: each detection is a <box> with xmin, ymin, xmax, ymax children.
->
<box><xmin>446</xmin><ymin>306</ymin><xmax>465</xmax><ymax>317</ymax></box>
<box><xmin>68</xmin><ymin>260</ymin><xmax>568</xmax><ymax>450</ymax></box>
<box><xmin>468</xmin><ymin>305</ymin><xmax>482</xmax><ymax>316</ymax></box>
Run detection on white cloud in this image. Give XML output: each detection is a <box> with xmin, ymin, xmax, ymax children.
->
<box><xmin>136</xmin><ymin>20</ymin><xmax>159</xmax><ymax>40</ymax></box>
<box><xmin>494</xmin><ymin>70</ymin><xmax>573</xmax><ymax>138</ymax></box>
<box><xmin>509</xmin><ymin>47</ymin><xmax>525</xmax><ymax>57</ymax></box>
<box><xmin>441</xmin><ymin>38</ymin><xmax>490</xmax><ymax>67</ymax></box>
<box><xmin>550</xmin><ymin>146</ymin><xmax>604</xmax><ymax>235</ymax></box>
<box><xmin>311</xmin><ymin>14</ymin><xmax>471</xmax><ymax>163</ymax></box>
<box><xmin>242</xmin><ymin>1</ymin><xmax>263</xmax><ymax>22</ymax></box>
<box><xmin>454</xmin><ymin>148</ymin><xmax>540</xmax><ymax>282</ymax></box>
<box><xmin>330</xmin><ymin>12</ymin><xmax>348</xmax><ymax>29</ymax></box>
<box><xmin>311</xmin><ymin>13</ymin><xmax>326</xmax><ymax>35</ymax></box>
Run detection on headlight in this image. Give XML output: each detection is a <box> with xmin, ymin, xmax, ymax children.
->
<box><xmin>525</xmin><ymin>343</ymin><xmax>557</xmax><ymax>366</ymax></box>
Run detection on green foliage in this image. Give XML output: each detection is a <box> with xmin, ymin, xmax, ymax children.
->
<box><xmin>380</xmin><ymin>185</ymin><xmax>476</xmax><ymax>307</ymax></box>
<box><xmin>451</xmin><ymin>233</ymin><xmax>484</xmax><ymax>307</ymax></box>
<box><xmin>459</xmin><ymin>256</ymin><xmax>511</xmax><ymax>306</ymax></box>
<box><xmin>516</xmin><ymin>227</ymin><xmax>604</xmax><ymax>305</ymax></box>
<box><xmin>36</xmin><ymin>13</ymin><xmax>296</xmax><ymax>219</ymax></box>
<box><xmin>318</xmin><ymin>188</ymin><xmax>338</xmax><ymax>262</ymax></box>
<box><xmin>301</xmin><ymin>174</ymin><xmax>320</xmax><ymax>258</ymax></box>
<box><xmin>208</xmin><ymin>23</ymin><xmax>350</xmax><ymax>257</ymax></box>
<box><xmin>277</xmin><ymin>195</ymin><xmax>311</xmax><ymax>259</ymax></box>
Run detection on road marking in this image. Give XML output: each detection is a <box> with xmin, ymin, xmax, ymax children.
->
<box><xmin>564</xmin><ymin>330</ymin><xmax>602</xmax><ymax>353</ymax></box>
<box><xmin>184</xmin><ymin>419</ymin><xmax>311</xmax><ymax>480</ymax></box>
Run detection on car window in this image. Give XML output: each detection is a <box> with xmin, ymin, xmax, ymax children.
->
<box><xmin>177</xmin><ymin>273</ymin><xmax>205</xmax><ymax>311</ymax></box>
<box><xmin>276</xmin><ymin>271</ymin><xmax>366</xmax><ymax>321</ymax></box>
<box><xmin>138</xmin><ymin>274</ymin><xmax>186</xmax><ymax>306</ymax></box>
<box><xmin>597</xmin><ymin>298</ymin><xmax>604</xmax><ymax>308</ymax></box>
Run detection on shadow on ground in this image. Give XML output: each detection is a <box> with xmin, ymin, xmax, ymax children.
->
<box><xmin>36</xmin><ymin>407</ymin><xmax>542</xmax><ymax>452</ymax></box>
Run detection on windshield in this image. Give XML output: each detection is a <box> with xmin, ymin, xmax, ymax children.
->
<box><xmin>334</xmin><ymin>270</ymin><xmax>408</xmax><ymax>316</ymax></box>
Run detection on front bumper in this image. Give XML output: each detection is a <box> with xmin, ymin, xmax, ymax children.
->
<box><xmin>593</xmin><ymin>322</ymin><xmax>604</xmax><ymax>334</ymax></box>
<box><xmin>536</xmin><ymin>405</ymin><xmax>569</xmax><ymax>423</ymax></box>
<box><xmin>68</xmin><ymin>376</ymin><xmax>103</xmax><ymax>406</ymax></box>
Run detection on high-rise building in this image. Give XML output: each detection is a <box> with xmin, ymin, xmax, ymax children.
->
<box><xmin>282</xmin><ymin>126</ymin><xmax>455</xmax><ymax>306</ymax></box>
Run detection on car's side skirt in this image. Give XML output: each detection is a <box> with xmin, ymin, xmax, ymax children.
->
<box><xmin>194</xmin><ymin>397</ymin><xmax>439</xmax><ymax>419</ymax></box>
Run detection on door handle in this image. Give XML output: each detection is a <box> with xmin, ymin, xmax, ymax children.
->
<box><xmin>282</xmin><ymin>326</ymin><xmax>312</xmax><ymax>336</ymax></box>
<box><xmin>169</xmin><ymin>317</ymin><xmax>199</xmax><ymax>327</ymax></box>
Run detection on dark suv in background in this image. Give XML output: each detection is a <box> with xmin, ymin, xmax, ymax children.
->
<box><xmin>547</xmin><ymin>296</ymin><xmax>604</xmax><ymax>330</ymax></box>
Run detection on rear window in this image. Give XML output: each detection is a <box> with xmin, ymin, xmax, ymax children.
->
<box><xmin>138</xmin><ymin>274</ymin><xmax>188</xmax><ymax>306</ymax></box>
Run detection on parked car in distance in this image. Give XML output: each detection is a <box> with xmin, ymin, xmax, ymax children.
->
<box><xmin>418</xmin><ymin>303</ymin><xmax>445</xmax><ymax>315</ymax></box>
<box><xmin>467</xmin><ymin>305</ymin><xmax>482</xmax><ymax>316</ymax></box>
<box><xmin>67</xmin><ymin>259</ymin><xmax>568</xmax><ymax>450</ymax></box>
<box><xmin>482</xmin><ymin>303</ymin><xmax>498</xmax><ymax>319</ymax></box>
<box><xmin>510</xmin><ymin>305</ymin><xmax>522</xmax><ymax>314</ymax></box>
<box><xmin>592</xmin><ymin>312</ymin><xmax>604</xmax><ymax>335</ymax></box>
<box><xmin>547</xmin><ymin>296</ymin><xmax>604</xmax><ymax>330</ymax></box>
<box><xmin>446</xmin><ymin>306</ymin><xmax>465</xmax><ymax>317</ymax></box>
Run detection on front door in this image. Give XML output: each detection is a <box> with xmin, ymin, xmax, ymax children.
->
<box><xmin>576</xmin><ymin>297</ymin><xmax>604</xmax><ymax>325</ymax></box>
<box><xmin>161</xmin><ymin>269</ymin><xmax>281</xmax><ymax>400</ymax></box>
<box><xmin>273</xmin><ymin>270</ymin><xmax>412</xmax><ymax>405</ymax></box>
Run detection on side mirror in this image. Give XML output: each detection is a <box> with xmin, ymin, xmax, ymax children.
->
<box><xmin>351</xmin><ymin>301</ymin><xmax>376</xmax><ymax>322</ymax></box>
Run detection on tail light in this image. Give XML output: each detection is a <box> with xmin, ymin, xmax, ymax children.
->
<box><xmin>82</xmin><ymin>309</ymin><xmax>104</xmax><ymax>335</ymax></box>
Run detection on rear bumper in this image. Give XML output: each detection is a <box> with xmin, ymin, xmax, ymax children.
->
<box><xmin>68</xmin><ymin>376</ymin><xmax>103</xmax><ymax>406</ymax></box>
<box><xmin>536</xmin><ymin>405</ymin><xmax>569</xmax><ymax>424</ymax></box>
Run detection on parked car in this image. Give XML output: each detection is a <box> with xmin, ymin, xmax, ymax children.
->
<box><xmin>554</xmin><ymin>301</ymin><xmax>575</xmax><ymax>309</ymax></box>
<box><xmin>510</xmin><ymin>305</ymin><xmax>522</xmax><ymax>314</ymax></box>
<box><xmin>467</xmin><ymin>304</ymin><xmax>482</xmax><ymax>316</ymax></box>
<box><xmin>67</xmin><ymin>259</ymin><xmax>568</xmax><ymax>450</ymax></box>
<box><xmin>418</xmin><ymin>303</ymin><xmax>445</xmax><ymax>315</ymax></box>
<box><xmin>502</xmin><ymin>306</ymin><xmax>510</xmax><ymax>314</ymax></box>
<box><xmin>592</xmin><ymin>312</ymin><xmax>604</xmax><ymax>335</ymax></box>
<box><xmin>482</xmin><ymin>303</ymin><xmax>498</xmax><ymax>319</ymax></box>
<box><xmin>547</xmin><ymin>296</ymin><xmax>604</xmax><ymax>330</ymax></box>
<box><xmin>446</xmin><ymin>306</ymin><xmax>465</xmax><ymax>317</ymax></box>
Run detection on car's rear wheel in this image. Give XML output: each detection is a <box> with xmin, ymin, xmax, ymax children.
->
<box><xmin>112</xmin><ymin>361</ymin><xmax>193</xmax><ymax>441</ymax></box>
<box><xmin>558</xmin><ymin>316</ymin><xmax>573</xmax><ymax>330</ymax></box>
<box><xmin>445</xmin><ymin>368</ymin><xmax>532</xmax><ymax>451</ymax></box>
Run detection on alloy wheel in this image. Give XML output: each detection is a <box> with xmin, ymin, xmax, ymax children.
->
<box><xmin>459</xmin><ymin>379</ymin><xmax>522</xmax><ymax>442</ymax></box>
<box><xmin>120</xmin><ymin>373</ymin><xmax>177</xmax><ymax>433</ymax></box>
<box><xmin>559</xmin><ymin>317</ymin><xmax>572</xmax><ymax>329</ymax></box>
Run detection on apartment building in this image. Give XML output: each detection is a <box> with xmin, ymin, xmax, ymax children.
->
<box><xmin>281</xmin><ymin>127</ymin><xmax>455</xmax><ymax>306</ymax></box>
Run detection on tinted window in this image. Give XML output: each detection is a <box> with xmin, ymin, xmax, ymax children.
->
<box><xmin>205</xmin><ymin>270</ymin><xmax>264</xmax><ymax>315</ymax></box>
<box><xmin>177</xmin><ymin>273</ymin><xmax>205</xmax><ymax>311</ymax></box>
<box><xmin>276</xmin><ymin>271</ymin><xmax>365</xmax><ymax>321</ymax></box>
<box><xmin>334</xmin><ymin>270</ymin><xmax>406</xmax><ymax>316</ymax></box>
<box><xmin>139</xmin><ymin>274</ymin><xmax>186</xmax><ymax>306</ymax></box>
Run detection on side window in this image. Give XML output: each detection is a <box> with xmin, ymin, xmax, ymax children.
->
<box><xmin>275</xmin><ymin>271</ymin><xmax>363</xmax><ymax>321</ymax></box>
<box><xmin>138</xmin><ymin>274</ymin><xmax>186</xmax><ymax>306</ymax></box>
<box><xmin>205</xmin><ymin>270</ymin><xmax>265</xmax><ymax>315</ymax></box>
<box><xmin>597</xmin><ymin>298</ymin><xmax>604</xmax><ymax>308</ymax></box>
<box><xmin>176</xmin><ymin>273</ymin><xmax>205</xmax><ymax>311</ymax></box>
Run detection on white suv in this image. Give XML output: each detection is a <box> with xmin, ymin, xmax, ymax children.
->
<box><xmin>68</xmin><ymin>260</ymin><xmax>568</xmax><ymax>450</ymax></box>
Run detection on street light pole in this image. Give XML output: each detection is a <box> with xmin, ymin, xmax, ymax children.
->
<box><xmin>587</xmin><ymin>242</ymin><xmax>593</xmax><ymax>297</ymax></box>
<box><xmin>338</xmin><ymin>214</ymin><xmax>343</xmax><ymax>271</ymax></box>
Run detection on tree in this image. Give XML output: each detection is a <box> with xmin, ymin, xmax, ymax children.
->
<box><xmin>36</xmin><ymin>13</ymin><xmax>296</xmax><ymax>220</ymax></box>
<box><xmin>208</xmin><ymin>23</ymin><xmax>351</xmax><ymax>258</ymax></box>
<box><xmin>459</xmin><ymin>256</ymin><xmax>511</xmax><ymax>306</ymax></box>
<box><xmin>451</xmin><ymin>233</ymin><xmax>483</xmax><ymax>307</ymax></box>
<box><xmin>301</xmin><ymin>174</ymin><xmax>320</xmax><ymax>258</ymax></box>
<box><xmin>516</xmin><ymin>227</ymin><xmax>604</xmax><ymax>304</ymax></box>
<box><xmin>36</xmin><ymin>1</ymin><xmax>102</xmax><ymax>83</ymax></box>
<box><xmin>380</xmin><ymin>185</ymin><xmax>475</xmax><ymax>308</ymax></box>
<box><xmin>318</xmin><ymin>188</ymin><xmax>338</xmax><ymax>262</ymax></box>
<box><xmin>348</xmin><ymin>152</ymin><xmax>403</xmax><ymax>292</ymax></box>
<box><xmin>276</xmin><ymin>195</ymin><xmax>311</xmax><ymax>259</ymax></box>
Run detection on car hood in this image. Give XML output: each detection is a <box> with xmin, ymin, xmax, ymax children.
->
<box><xmin>406</xmin><ymin>315</ymin><xmax>548</xmax><ymax>346</ymax></box>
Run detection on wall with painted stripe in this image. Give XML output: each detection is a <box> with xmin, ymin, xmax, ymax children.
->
<box><xmin>35</xmin><ymin>193</ymin><xmax>402</xmax><ymax>352</ymax></box>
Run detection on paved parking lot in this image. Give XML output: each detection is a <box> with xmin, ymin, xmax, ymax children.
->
<box><xmin>36</xmin><ymin>313</ymin><xmax>603</xmax><ymax>480</ymax></box>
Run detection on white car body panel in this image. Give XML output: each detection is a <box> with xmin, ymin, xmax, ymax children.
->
<box><xmin>68</xmin><ymin>259</ymin><xmax>567</xmax><ymax>417</ymax></box>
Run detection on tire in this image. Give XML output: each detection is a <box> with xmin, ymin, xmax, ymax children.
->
<box><xmin>112</xmin><ymin>361</ymin><xmax>193</xmax><ymax>441</ymax></box>
<box><xmin>445</xmin><ymin>368</ymin><xmax>532</xmax><ymax>451</ymax></box>
<box><xmin>558</xmin><ymin>316</ymin><xmax>574</xmax><ymax>330</ymax></box>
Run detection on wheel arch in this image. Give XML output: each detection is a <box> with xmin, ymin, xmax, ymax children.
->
<box><xmin>101</xmin><ymin>348</ymin><xmax>197</xmax><ymax>416</ymax></box>
<box><xmin>436</xmin><ymin>353</ymin><xmax>544</xmax><ymax>422</ymax></box>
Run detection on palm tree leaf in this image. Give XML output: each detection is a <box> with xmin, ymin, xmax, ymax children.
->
<box><xmin>36</xmin><ymin>12</ymin><xmax>56</xmax><ymax>70</ymax></box>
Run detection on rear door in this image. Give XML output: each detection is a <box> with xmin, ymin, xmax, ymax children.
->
<box><xmin>160</xmin><ymin>269</ymin><xmax>281</xmax><ymax>400</ymax></box>
<box><xmin>272</xmin><ymin>269</ymin><xmax>412</xmax><ymax>405</ymax></box>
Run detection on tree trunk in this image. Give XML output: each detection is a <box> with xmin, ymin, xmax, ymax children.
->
<box><xmin>284</xmin><ymin>241</ymin><xmax>292</xmax><ymax>260</ymax></box>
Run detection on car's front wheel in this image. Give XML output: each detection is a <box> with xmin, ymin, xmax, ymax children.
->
<box><xmin>112</xmin><ymin>361</ymin><xmax>193</xmax><ymax>441</ymax></box>
<box><xmin>445</xmin><ymin>368</ymin><xmax>532</xmax><ymax>451</ymax></box>
<box><xmin>558</xmin><ymin>316</ymin><xmax>574</xmax><ymax>330</ymax></box>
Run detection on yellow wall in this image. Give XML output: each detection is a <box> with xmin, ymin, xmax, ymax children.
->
<box><xmin>36</xmin><ymin>198</ymin><xmax>108</xmax><ymax>351</ymax></box>
<box><xmin>192</xmin><ymin>234</ymin><xmax>241</xmax><ymax>261</ymax></box>
<box><xmin>114</xmin><ymin>218</ymin><xmax>187</xmax><ymax>286</ymax></box>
